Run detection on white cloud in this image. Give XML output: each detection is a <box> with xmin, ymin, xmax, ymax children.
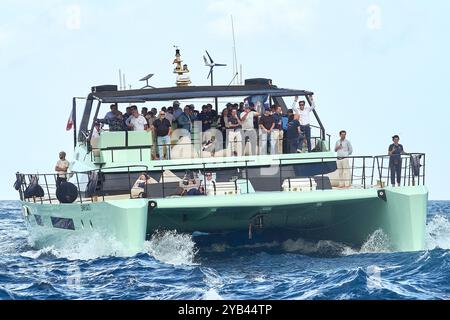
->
<box><xmin>367</xmin><ymin>5</ymin><xmax>382</xmax><ymax>31</ymax></box>
<box><xmin>207</xmin><ymin>0</ymin><xmax>317</xmax><ymax>37</ymax></box>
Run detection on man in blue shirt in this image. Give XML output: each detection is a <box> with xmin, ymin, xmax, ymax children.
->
<box><xmin>177</xmin><ymin>106</ymin><xmax>193</xmax><ymax>132</ymax></box>
<box><xmin>286</xmin><ymin>114</ymin><xmax>305</xmax><ymax>154</ymax></box>
<box><xmin>388</xmin><ymin>135</ymin><xmax>407</xmax><ymax>187</ymax></box>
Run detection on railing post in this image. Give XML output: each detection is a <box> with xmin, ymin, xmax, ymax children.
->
<box><xmin>245</xmin><ymin>161</ymin><xmax>249</xmax><ymax>194</ymax></box>
<box><xmin>322</xmin><ymin>156</ymin><xmax>325</xmax><ymax>192</ymax></box>
<box><xmin>279</xmin><ymin>159</ymin><xmax>283</xmax><ymax>192</ymax></box>
<box><xmin>351</xmin><ymin>157</ymin><xmax>355</xmax><ymax>186</ymax></box>
<box><xmin>403</xmin><ymin>156</ymin><xmax>408</xmax><ymax>187</ymax></box>
<box><xmin>408</xmin><ymin>156</ymin><xmax>412</xmax><ymax>186</ymax></box>
<box><xmin>385</xmin><ymin>157</ymin><xmax>390</xmax><ymax>187</ymax></box>
<box><xmin>370</xmin><ymin>157</ymin><xmax>376</xmax><ymax>187</ymax></box>
<box><xmin>422</xmin><ymin>154</ymin><xmax>426</xmax><ymax>186</ymax></box>
<box><xmin>43</xmin><ymin>175</ymin><xmax>52</xmax><ymax>204</ymax></box>
<box><xmin>203</xmin><ymin>163</ymin><xmax>207</xmax><ymax>196</ymax></box>
<box><xmin>127</xmin><ymin>167</ymin><xmax>132</xmax><ymax>199</ymax></box>
<box><xmin>161</xmin><ymin>166</ymin><xmax>166</xmax><ymax>198</ymax></box>
<box><xmin>363</xmin><ymin>157</ymin><xmax>366</xmax><ymax>189</ymax></box>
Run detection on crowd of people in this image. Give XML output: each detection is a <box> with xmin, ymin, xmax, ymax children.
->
<box><xmin>92</xmin><ymin>98</ymin><xmax>410</xmax><ymax>189</ymax></box>
<box><xmin>96</xmin><ymin>96</ymin><xmax>324</xmax><ymax>159</ymax></box>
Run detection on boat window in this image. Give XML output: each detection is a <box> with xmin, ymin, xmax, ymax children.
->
<box><xmin>51</xmin><ymin>217</ymin><xmax>75</xmax><ymax>230</ymax></box>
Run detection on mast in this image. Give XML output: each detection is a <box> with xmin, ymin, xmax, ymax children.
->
<box><xmin>231</xmin><ymin>15</ymin><xmax>239</xmax><ymax>85</ymax></box>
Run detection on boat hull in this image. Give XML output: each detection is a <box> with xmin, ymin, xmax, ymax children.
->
<box><xmin>21</xmin><ymin>186</ymin><xmax>428</xmax><ymax>255</ymax></box>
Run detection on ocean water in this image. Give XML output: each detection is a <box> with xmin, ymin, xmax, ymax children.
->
<box><xmin>1</xmin><ymin>201</ymin><xmax>450</xmax><ymax>300</ymax></box>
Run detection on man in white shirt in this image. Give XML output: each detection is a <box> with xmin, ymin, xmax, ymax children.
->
<box><xmin>55</xmin><ymin>151</ymin><xmax>70</xmax><ymax>188</ymax></box>
<box><xmin>240</xmin><ymin>104</ymin><xmax>259</xmax><ymax>155</ymax></box>
<box><xmin>335</xmin><ymin>130</ymin><xmax>353</xmax><ymax>188</ymax></box>
<box><xmin>292</xmin><ymin>96</ymin><xmax>316</xmax><ymax>152</ymax></box>
<box><xmin>127</xmin><ymin>107</ymin><xmax>149</xmax><ymax>131</ymax></box>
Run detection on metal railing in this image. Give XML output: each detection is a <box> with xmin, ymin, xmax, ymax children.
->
<box><xmin>15</xmin><ymin>154</ymin><xmax>425</xmax><ymax>204</ymax></box>
<box><xmin>89</xmin><ymin>129</ymin><xmax>331</xmax><ymax>163</ymax></box>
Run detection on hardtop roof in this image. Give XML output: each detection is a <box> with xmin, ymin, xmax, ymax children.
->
<box><xmin>91</xmin><ymin>84</ymin><xmax>314</xmax><ymax>103</ymax></box>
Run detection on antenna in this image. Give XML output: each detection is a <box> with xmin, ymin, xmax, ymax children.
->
<box><xmin>119</xmin><ymin>69</ymin><xmax>123</xmax><ymax>90</ymax></box>
<box><xmin>240</xmin><ymin>64</ymin><xmax>243</xmax><ymax>85</ymax></box>
<box><xmin>231</xmin><ymin>15</ymin><xmax>240</xmax><ymax>85</ymax></box>
<box><xmin>123</xmin><ymin>74</ymin><xmax>126</xmax><ymax>90</ymax></box>
<box><xmin>140</xmin><ymin>73</ymin><xmax>155</xmax><ymax>89</ymax></box>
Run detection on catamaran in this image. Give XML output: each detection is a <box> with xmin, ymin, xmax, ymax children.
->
<box><xmin>13</xmin><ymin>50</ymin><xmax>428</xmax><ymax>255</ymax></box>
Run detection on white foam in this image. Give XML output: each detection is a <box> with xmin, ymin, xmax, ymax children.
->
<box><xmin>360</xmin><ymin>229</ymin><xmax>392</xmax><ymax>254</ymax></box>
<box><xmin>23</xmin><ymin>232</ymin><xmax>130</xmax><ymax>261</ymax></box>
<box><xmin>145</xmin><ymin>230</ymin><xmax>199</xmax><ymax>266</ymax></box>
<box><xmin>282</xmin><ymin>238</ymin><xmax>352</xmax><ymax>256</ymax></box>
<box><xmin>282</xmin><ymin>229</ymin><xmax>392</xmax><ymax>256</ymax></box>
<box><xmin>426</xmin><ymin>215</ymin><xmax>450</xmax><ymax>250</ymax></box>
<box><xmin>203</xmin><ymin>288</ymin><xmax>224</xmax><ymax>300</ymax></box>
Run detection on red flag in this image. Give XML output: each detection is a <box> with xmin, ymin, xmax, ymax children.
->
<box><xmin>66</xmin><ymin>110</ymin><xmax>74</xmax><ymax>131</ymax></box>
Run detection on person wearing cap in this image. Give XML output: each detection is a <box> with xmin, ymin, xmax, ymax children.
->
<box><xmin>172</xmin><ymin>101</ymin><xmax>183</xmax><ymax>121</ymax></box>
<box><xmin>55</xmin><ymin>151</ymin><xmax>70</xmax><ymax>188</ymax></box>
<box><xmin>152</xmin><ymin>111</ymin><xmax>172</xmax><ymax>160</ymax></box>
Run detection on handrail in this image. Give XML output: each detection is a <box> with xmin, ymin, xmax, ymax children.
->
<box><xmin>16</xmin><ymin>153</ymin><xmax>426</xmax><ymax>204</ymax></box>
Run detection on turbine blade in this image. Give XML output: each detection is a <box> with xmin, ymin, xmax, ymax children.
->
<box><xmin>206</xmin><ymin>50</ymin><xmax>214</xmax><ymax>64</ymax></box>
<box><xmin>215</xmin><ymin>64</ymin><xmax>227</xmax><ymax>67</ymax></box>
<box><xmin>207</xmin><ymin>67</ymin><xmax>213</xmax><ymax>79</ymax></box>
<box><xmin>203</xmin><ymin>56</ymin><xmax>208</xmax><ymax>65</ymax></box>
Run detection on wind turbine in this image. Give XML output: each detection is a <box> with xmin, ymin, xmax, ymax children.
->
<box><xmin>203</xmin><ymin>50</ymin><xmax>227</xmax><ymax>87</ymax></box>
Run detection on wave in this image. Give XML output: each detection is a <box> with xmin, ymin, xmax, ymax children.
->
<box><xmin>426</xmin><ymin>215</ymin><xmax>450</xmax><ymax>250</ymax></box>
<box><xmin>144</xmin><ymin>230</ymin><xmax>199</xmax><ymax>266</ymax></box>
<box><xmin>22</xmin><ymin>232</ymin><xmax>130</xmax><ymax>261</ymax></box>
<box><xmin>281</xmin><ymin>229</ymin><xmax>391</xmax><ymax>257</ymax></box>
<box><xmin>21</xmin><ymin>229</ymin><xmax>199</xmax><ymax>265</ymax></box>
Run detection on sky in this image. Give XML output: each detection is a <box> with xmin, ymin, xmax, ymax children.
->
<box><xmin>1</xmin><ymin>0</ymin><xmax>449</xmax><ymax>200</ymax></box>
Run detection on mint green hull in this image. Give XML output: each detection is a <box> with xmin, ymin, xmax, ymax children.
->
<box><xmin>22</xmin><ymin>186</ymin><xmax>428</xmax><ymax>254</ymax></box>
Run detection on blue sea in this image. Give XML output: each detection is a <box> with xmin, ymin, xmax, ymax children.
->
<box><xmin>1</xmin><ymin>200</ymin><xmax>449</xmax><ymax>300</ymax></box>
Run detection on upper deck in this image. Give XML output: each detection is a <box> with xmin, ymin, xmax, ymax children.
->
<box><xmin>72</xmin><ymin>79</ymin><xmax>328</xmax><ymax>171</ymax></box>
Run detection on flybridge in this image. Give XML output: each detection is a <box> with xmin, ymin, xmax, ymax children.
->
<box><xmin>89</xmin><ymin>81</ymin><xmax>314</xmax><ymax>104</ymax></box>
<box><xmin>76</xmin><ymin>78</ymin><xmax>321</xmax><ymax>149</ymax></box>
